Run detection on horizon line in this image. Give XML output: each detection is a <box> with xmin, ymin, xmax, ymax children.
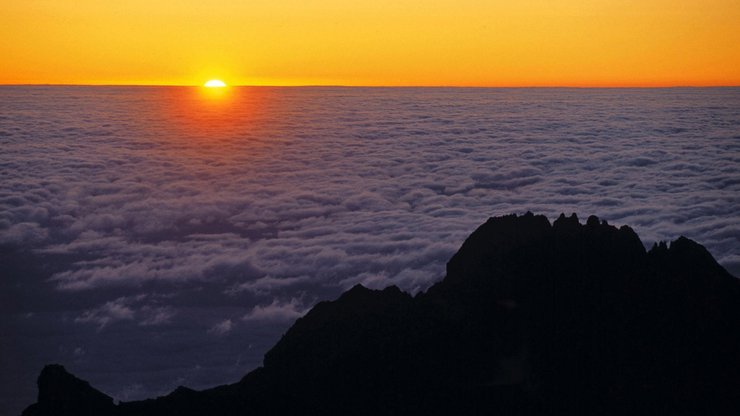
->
<box><xmin>2</xmin><ymin>83</ymin><xmax>740</xmax><ymax>89</ymax></box>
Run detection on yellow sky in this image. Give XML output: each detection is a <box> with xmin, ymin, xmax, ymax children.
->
<box><xmin>2</xmin><ymin>0</ymin><xmax>739</xmax><ymax>86</ymax></box>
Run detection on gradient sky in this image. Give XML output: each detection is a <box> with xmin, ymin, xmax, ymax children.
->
<box><xmin>2</xmin><ymin>0</ymin><xmax>740</xmax><ymax>86</ymax></box>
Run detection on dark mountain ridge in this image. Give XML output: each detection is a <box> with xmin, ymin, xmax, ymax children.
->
<box><xmin>22</xmin><ymin>213</ymin><xmax>740</xmax><ymax>415</ymax></box>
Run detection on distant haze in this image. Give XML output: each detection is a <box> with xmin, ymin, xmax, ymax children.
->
<box><xmin>1</xmin><ymin>86</ymin><xmax>738</xmax><ymax>416</ymax></box>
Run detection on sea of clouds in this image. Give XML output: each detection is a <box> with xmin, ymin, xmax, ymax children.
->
<box><xmin>1</xmin><ymin>86</ymin><xmax>738</xmax><ymax>414</ymax></box>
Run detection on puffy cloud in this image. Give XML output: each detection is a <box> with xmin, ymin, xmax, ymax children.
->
<box><xmin>208</xmin><ymin>319</ymin><xmax>233</xmax><ymax>336</ymax></box>
<box><xmin>243</xmin><ymin>298</ymin><xmax>309</xmax><ymax>322</ymax></box>
<box><xmin>75</xmin><ymin>297</ymin><xmax>136</xmax><ymax>329</ymax></box>
<box><xmin>45</xmin><ymin>233</ymin><xmax>256</xmax><ymax>291</ymax></box>
<box><xmin>139</xmin><ymin>306</ymin><xmax>176</xmax><ymax>326</ymax></box>
<box><xmin>229</xmin><ymin>275</ymin><xmax>311</xmax><ymax>295</ymax></box>
<box><xmin>74</xmin><ymin>295</ymin><xmax>175</xmax><ymax>329</ymax></box>
<box><xmin>0</xmin><ymin>222</ymin><xmax>48</xmax><ymax>245</ymax></box>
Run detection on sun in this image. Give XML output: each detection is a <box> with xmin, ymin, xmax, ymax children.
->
<box><xmin>204</xmin><ymin>79</ymin><xmax>227</xmax><ymax>88</ymax></box>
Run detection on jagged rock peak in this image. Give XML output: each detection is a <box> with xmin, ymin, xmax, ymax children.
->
<box><xmin>22</xmin><ymin>364</ymin><xmax>114</xmax><ymax>416</ymax></box>
<box><xmin>553</xmin><ymin>212</ymin><xmax>580</xmax><ymax>228</ymax></box>
<box><xmin>37</xmin><ymin>365</ymin><xmax>111</xmax><ymax>404</ymax></box>
<box><xmin>341</xmin><ymin>284</ymin><xmax>407</xmax><ymax>300</ymax></box>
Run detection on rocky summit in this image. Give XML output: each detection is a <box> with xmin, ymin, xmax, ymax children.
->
<box><xmin>22</xmin><ymin>213</ymin><xmax>740</xmax><ymax>415</ymax></box>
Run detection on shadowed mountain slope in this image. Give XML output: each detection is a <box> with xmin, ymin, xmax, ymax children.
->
<box><xmin>22</xmin><ymin>213</ymin><xmax>740</xmax><ymax>415</ymax></box>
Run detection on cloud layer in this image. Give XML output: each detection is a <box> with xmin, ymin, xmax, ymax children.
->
<box><xmin>1</xmin><ymin>86</ymin><xmax>738</xmax><ymax>415</ymax></box>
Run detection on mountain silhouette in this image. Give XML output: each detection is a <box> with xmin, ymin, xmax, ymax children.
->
<box><xmin>22</xmin><ymin>213</ymin><xmax>740</xmax><ymax>415</ymax></box>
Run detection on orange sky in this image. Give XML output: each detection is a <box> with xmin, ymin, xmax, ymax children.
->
<box><xmin>2</xmin><ymin>0</ymin><xmax>739</xmax><ymax>86</ymax></box>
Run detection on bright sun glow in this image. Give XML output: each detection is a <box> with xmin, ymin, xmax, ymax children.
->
<box><xmin>204</xmin><ymin>79</ymin><xmax>227</xmax><ymax>88</ymax></box>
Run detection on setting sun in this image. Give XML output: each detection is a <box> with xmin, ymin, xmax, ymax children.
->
<box><xmin>204</xmin><ymin>80</ymin><xmax>227</xmax><ymax>88</ymax></box>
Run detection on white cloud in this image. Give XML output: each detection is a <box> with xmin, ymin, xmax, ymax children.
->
<box><xmin>243</xmin><ymin>298</ymin><xmax>309</xmax><ymax>322</ymax></box>
<box><xmin>45</xmin><ymin>233</ymin><xmax>255</xmax><ymax>290</ymax></box>
<box><xmin>229</xmin><ymin>275</ymin><xmax>311</xmax><ymax>295</ymax></box>
<box><xmin>208</xmin><ymin>319</ymin><xmax>233</xmax><ymax>336</ymax></box>
<box><xmin>139</xmin><ymin>306</ymin><xmax>176</xmax><ymax>326</ymax></box>
<box><xmin>75</xmin><ymin>297</ymin><xmax>135</xmax><ymax>329</ymax></box>
<box><xmin>75</xmin><ymin>296</ymin><xmax>176</xmax><ymax>329</ymax></box>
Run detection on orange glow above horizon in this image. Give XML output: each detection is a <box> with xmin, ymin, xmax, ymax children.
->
<box><xmin>1</xmin><ymin>1</ymin><xmax>739</xmax><ymax>87</ymax></box>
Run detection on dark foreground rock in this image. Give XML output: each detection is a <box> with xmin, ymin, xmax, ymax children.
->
<box><xmin>22</xmin><ymin>213</ymin><xmax>740</xmax><ymax>415</ymax></box>
<box><xmin>22</xmin><ymin>365</ymin><xmax>115</xmax><ymax>416</ymax></box>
